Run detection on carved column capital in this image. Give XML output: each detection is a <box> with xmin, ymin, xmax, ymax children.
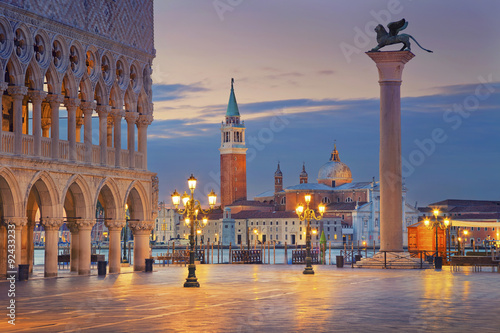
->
<box><xmin>128</xmin><ymin>220</ymin><xmax>154</xmax><ymax>232</ymax></box>
<box><xmin>96</xmin><ymin>105</ymin><xmax>111</xmax><ymax>117</ymax></box>
<box><xmin>124</xmin><ymin>111</ymin><xmax>139</xmax><ymax>123</ymax></box>
<box><xmin>3</xmin><ymin>217</ymin><xmax>27</xmax><ymax>228</ymax></box>
<box><xmin>45</xmin><ymin>94</ymin><xmax>64</xmax><ymax>107</ymax></box>
<box><xmin>66</xmin><ymin>221</ymin><xmax>79</xmax><ymax>234</ymax></box>
<box><xmin>28</xmin><ymin>90</ymin><xmax>48</xmax><ymax>102</ymax></box>
<box><xmin>105</xmin><ymin>219</ymin><xmax>126</xmax><ymax>230</ymax></box>
<box><xmin>76</xmin><ymin>219</ymin><xmax>96</xmax><ymax>231</ymax></box>
<box><xmin>41</xmin><ymin>218</ymin><xmax>64</xmax><ymax>231</ymax></box>
<box><xmin>64</xmin><ymin>97</ymin><xmax>81</xmax><ymax>109</ymax></box>
<box><xmin>41</xmin><ymin>117</ymin><xmax>52</xmax><ymax>128</ymax></box>
<box><xmin>80</xmin><ymin>101</ymin><xmax>97</xmax><ymax>112</ymax></box>
<box><xmin>7</xmin><ymin>85</ymin><xmax>28</xmax><ymax>99</ymax></box>
<box><xmin>107</xmin><ymin>115</ymin><xmax>114</xmax><ymax>126</ymax></box>
<box><xmin>0</xmin><ymin>82</ymin><xmax>8</xmax><ymax>91</ymax></box>
<box><xmin>137</xmin><ymin>114</ymin><xmax>153</xmax><ymax>127</ymax></box>
<box><xmin>110</xmin><ymin>108</ymin><xmax>125</xmax><ymax>120</ymax></box>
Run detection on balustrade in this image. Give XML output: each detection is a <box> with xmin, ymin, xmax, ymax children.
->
<box><xmin>0</xmin><ymin>132</ymin><xmax>145</xmax><ymax>170</ymax></box>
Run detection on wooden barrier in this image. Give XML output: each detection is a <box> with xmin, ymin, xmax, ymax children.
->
<box><xmin>291</xmin><ymin>249</ymin><xmax>319</xmax><ymax>264</ymax></box>
<box><xmin>231</xmin><ymin>250</ymin><xmax>263</xmax><ymax>264</ymax></box>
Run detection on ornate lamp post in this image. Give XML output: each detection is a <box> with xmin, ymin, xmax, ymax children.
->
<box><xmin>171</xmin><ymin>174</ymin><xmax>216</xmax><ymax>288</ymax></box>
<box><xmin>295</xmin><ymin>193</ymin><xmax>325</xmax><ymax>275</ymax></box>
<box><xmin>122</xmin><ymin>203</ymin><xmax>129</xmax><ymax>263</ymax></box>
<box><xmin>424</xmin><ymin>209</ymin><xmax>450</xmax><ymax>263</ymax></box>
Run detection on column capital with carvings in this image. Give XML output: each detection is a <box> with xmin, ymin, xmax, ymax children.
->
<box><xmin>28</xmin><ymin>90</ymin><xmax>48</xmax><ymax>102</ymax></box>
<box><xmin>128</xmin><ymin>220</ymin><xmax>154</xmax><ymax>232</ymax></box>
<box><xmin>96</xmin><ymin>105</ymin><xmax>111</xmax><ymax>117</ymax></box>
<box><xmin>3</xmin><ymin>217</ymin><xmax>27</xmax><ymax>228</ymax></box>
<box><xmin>41</xmin><ymin>218</ymin><xmax>64</xmax><ymax>231</ymax></box>
<box><xmin>66</xmin><ymin>221</ymin><xmax>79</xmax><ymax>234</ymax></box>
<box><xmin>0</xmin><ymin>82</ymin><xmax>8</xmax><ymax>91</ymax></box>
<box><xmin>110</xmin><ymin>108</ymin><xmax>125</xmax><ymax>120</ymax></box>
<box><xmin>124</xmin><ymin>111</ymin><xmax>139</xmax><ymax>123</ymax></box>
<box><xmin>64</xmin><ymin>97</ymin><xmax>81</xmax><ymax>109</ymax></box>
<box><xmin>45</xmin><ymin>94</ymin><xmax>64</xmax><ymax>107</ymax></box>
<box><xmin>137</xmin><ymin>114</ymin><xmax>154</xmax><ymax>127</ymax></box>
<box><xmin>105</xmin><ymin>219</ymin><xmax>126</xmax><ymax>230</ymax></box>
<box><xmin>80</xmin><ymin>101</ymin><xmax>97</xmax><ymax>112</ymax></box>
<box><xmin>7</xmin><ymin>85</ymin><xmax>28</xmax><ymax>98</ymax></box>
<box><xmin>76</xmin><ymin>219</ymin><xmax>96</xmax><ymax>231</ymax></box>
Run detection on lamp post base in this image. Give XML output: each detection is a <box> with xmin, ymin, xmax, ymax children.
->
<box><xmin>184</xmin><ymin>278</ymin><xmax>200</xmax><ymax>288</ymax></box>
<box><xmin>184</xmin><ymin>264</ymin><xmax>200</xmax><ymax>288</ymax></box>
<box><xmin>303</xmin><ymin>266</ymin><xmax>314</xmax><ymax>275</ymax></box>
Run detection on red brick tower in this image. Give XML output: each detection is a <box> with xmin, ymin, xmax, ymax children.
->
<box><xmin>220</xmin><ymin>79</ymin><xmax>247</xmax><ymax>208</ymax></box>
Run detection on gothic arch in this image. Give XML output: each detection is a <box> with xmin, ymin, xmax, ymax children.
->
<box><xmin>62</xmin><ymin>71</ymin><xmax>79</xmax><ymax>99</ymax></box>
<box><xmin>109</xmin><ymin>82</ymin><xmax>123</xmax><ymax>109</ymax></box>
<box><xmin>124</xmin><ymin>86</ymin><xmax>137</xmax><ymax>112</ymax></box>
<box><xmin>25</xmin><ymin>60</ymin><xmax>44</xmax><ymax>90</ymax></box>
<box><xmin>79</xmin><ymin>74</ymin><xmax>93</xmax><ymax>101</ymax></box>
<box><xmin>61</xmin><ymin>174</ymin><xmax>92</xmax><ymax>220</ymax></box>
<box><xmin>0</xmin><ymin>167</ymin><xmax>22</xmax><ymax>217</ymax></box>
<box><xmin>25</xmin><ymin>171</ymin><xmax>60</xmax><ymax>218</ymax></box>
<box><xmin>45</xmin><ymin>64</ymin><xmax>62</xmax><ymax>94</ymax></box>
<box><xmin>5</xmin><ymin>57</ymin><xmax>25</xmax><ymax>86</ymax></box>
<box><xmin>94</xmin><ymin>79</ymin><xmax>108</xmax><ymax>105</ymax></box>
<box><xmin>124</xmin><ymin>180</ymin><xmax>149</xmax><ymax>221</ymax></box>
<box><xmin>94</xmin><ymin>178</ymin><xmax>121</xmax><ymax>221</ymax></box>
<box><xmin>137</xmin><ymin>90</ymin><xmax>149</xmax><ymax>115</ymax></box>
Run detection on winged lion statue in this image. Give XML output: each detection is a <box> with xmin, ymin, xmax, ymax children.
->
<box><xmin>369</xmin><ymin>18</ymin><xmax>433</xmax><ymax>53</ymax></box>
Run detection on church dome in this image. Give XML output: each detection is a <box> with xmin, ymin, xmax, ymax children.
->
<box><xmin>317</xmin><ymin>144</ymin><xmax>352</xmax><ymax>187</ymax></box>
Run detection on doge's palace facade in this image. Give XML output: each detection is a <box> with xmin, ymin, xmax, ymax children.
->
<box><xmin>0</xmin><ymin>0</ymin><xmax>157</xmax><ymax>277</ymax></box>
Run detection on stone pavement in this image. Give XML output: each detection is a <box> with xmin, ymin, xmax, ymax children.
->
<box><xmin>1</xmin><ymin>264</ymin><xmax>499</xmax><ymax>332</ymax></box>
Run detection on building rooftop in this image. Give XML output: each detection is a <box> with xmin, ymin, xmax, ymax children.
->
<box><xmin>430</xmin><ymin>199</ymin><xmax>500</xmax><ymax>208</ymax></box>
<box><xmin>326</xmin><ymin>202</ymin><xmax>368</xmax><ymax>211</ymax></box>
<box><xmin>333</xmin><ymin>182</ymin><xmax>379</xmax><ymax>190</ymax></box>
<box><xmin>284</xmin><ymin>183</ymin><xmax>333</xmax><ymax>191</ymax></box>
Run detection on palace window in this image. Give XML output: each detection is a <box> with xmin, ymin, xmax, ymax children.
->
<box><xmin>322</xmin><ymin>197</ymin><xmax>331</xmax><ymax>204</ymax></box>
<box><xmin>281</xmin><ymin>197</ymin><xmax>286</xmax><ymax>205</ymax></box>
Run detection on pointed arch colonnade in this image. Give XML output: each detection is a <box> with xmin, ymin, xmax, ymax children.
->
<box><xmin>0</xmin><ymin>5</ymin><xmax>157</xmax><ymax>277</ymax></box>
<box><xmin>0</xmin><ymin>167</ymin><xmax>155</xmax><ymax>277</ymax></box>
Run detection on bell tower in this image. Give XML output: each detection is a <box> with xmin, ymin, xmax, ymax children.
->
<box><xmin>220</xmin><ymin>79</ymin><xmax>247</xmax><ymax>208</ymax></box>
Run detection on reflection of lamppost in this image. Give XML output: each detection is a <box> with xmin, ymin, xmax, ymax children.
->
<box><xmin>122</xmin><ymin>203</ymin><xmax>129</xmax><ymax>263</ymax></box>
<box><xmin>463</xmin><ymin>229</ymin><xmax>469</xmax><ymax>255</ymax></box>
<box><xmin>295</xmin><ymin>193</ymin><xmax>325</xmax><ymax>275</ymax></box>
<box><xmin>424</xmin><ymin>209</ymin><xmax>450</xmax><ymax>260</ymax></box>
<box><xmin>171</xmin><ymin>174</ymin><xmax>216</xmax><ymax>288</ymax></box>
<box><xmin>253</xmin><ymin>229</ymin><xmax>259</xmax><ymax>249</ymax></box>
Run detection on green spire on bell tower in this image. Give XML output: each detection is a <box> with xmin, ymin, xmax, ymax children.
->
<box><xmin>226</xmin><ymin>78</ymin><xmax>240</xmax><ymax>117</ymax></box>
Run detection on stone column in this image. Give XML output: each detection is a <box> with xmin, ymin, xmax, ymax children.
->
<box><xmin>129</xmin><ymin>221</ymin><xmax>153</xmax><ymax>271</ymax></box>
<box><xmin>111</xmin><ymin>109</ymin><xmax>124</xmax><ymax>167</ymax></box>
<box><xmin>137</xmin><ymin>115</ymin><xmax>153</xmax><ymax>170</ymax></box>
<box><xmin>5</xmin><ymin>218</ymin><xmax>27</xmax><ymax>268</ymax></box>
<box><xmin>81</xmin><ymin>101</ymin><xmax>95</xmax><ymax>164</ymax></box>
<box><xmin>105</xmin><ymin>220</ymin><xmax>126</xmax><ymax>273</ymax></box>
<box><xmin>107</xmin><ymin>115</ymin><xmax>113</xmax><ymax>147</ymax></box>
<box><xmin>96</xmin><ymin>105</ymin><xmax>110</xmax><ymax>166</ymax></box>
<box><xmin>41</xmin><ymin>218</ymin><xmax>63</xmax><ymax>277</ymax></box>
<box><xmin>367</xmin><ymin>51</ymin><xmax>414</xmax><ymax>252</ymax></box>
<box><xmin>28</xmin><ymin>90</ymin><xmax>47</xmax><ymax>157</ymax></box>
<box><xmin>76</xmin><ymin>219</ymin><xmax>95</xmax><ymax>275</ymax></box>
<box><xmin>46</xmin><ymin>94</ymin><xmax>63</xmax><ymax>159</ymax></box>
<box><xmin>125</xmin><ymin>112</ymin><xmax>138</xmax><ymax>168</ymax></box>
<box><xmin>65</xmin><ymin>98</ymin><xmax>80</xmax><ymax>162</ymax></box>
<box><xmin>7</xmin><ymin>86</ymin><xmax>28</xmax><ymax>155</ymax></box>
<box><xmin>66</xmin><ymin>221</ymin><xmax>79</xmax><ymax>272</ymax></box>
<box><xmin>0</xmin><ymin>83</ymin><xmax>7</xmax><ymax>145</ymax></box>
<box><xmin>76</xmin><ymin>113</ymin><xmax>83</xmax><ymax>143</ymax></box>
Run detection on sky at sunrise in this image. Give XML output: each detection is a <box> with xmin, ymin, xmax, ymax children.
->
<box><xmin>147</xmin><ymin>0</ymin><xmax>500</xmax><ymax>207</ymax></box>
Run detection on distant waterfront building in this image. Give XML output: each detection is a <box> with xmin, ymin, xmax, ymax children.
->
<box><xmin>254</xmin><ymin>145</ymin><xmax>419</xmax><ymax>246</ymax></box>
<box><xmin>154</xmin><ymin>202</ymin><xmax>179</xmax><ymax>243</ymax></box>
<box><xmin>0</xmin><ymin>1</ymin><xmax>157</xmax><ymax>278</ymax></box>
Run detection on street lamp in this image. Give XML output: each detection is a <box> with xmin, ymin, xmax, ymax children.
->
<box><xmin>423</xmin><ymin>209</ymin><xmax>450</xmax><ymax>264</ymax></box>
<box><xmin>171</xmin><ymin>174</ymin><xmax>216</xmax><ymax>288</ymax></box>
<box><xmin>295</xmin><ymin>193</ymin><xmax>325</xmax><ymax>275</ymax></box>
<box><xmin>122</xmin><ymin>203</ymin><xmax>129</xmax><ymax>263</ymax></box>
